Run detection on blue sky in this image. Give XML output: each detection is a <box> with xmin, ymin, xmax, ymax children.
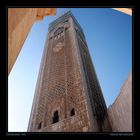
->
<box><xmin>8</xmin><ymin>8</ymin><xmax>132</xmax><ymax>132</ymax></box>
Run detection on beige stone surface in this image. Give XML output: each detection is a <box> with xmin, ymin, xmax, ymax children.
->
<box><xmin>8</xmin><ymin>8</ymin><xmax>56</xmax><ymax>75</ymax></box>
<box><xmin>112</xmin><ymin>8</ymin><xmax>132</xmax><ymax>16</ymax></box>
<box><xmin>107</xmin><ymin>73</ymin><xmax>132</xmax><ymax>132</ymax></box>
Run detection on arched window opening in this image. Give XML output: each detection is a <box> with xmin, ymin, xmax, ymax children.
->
<box><xmin>54</xmin><ymin>27</ymin><xmax>64</xmax><ymax>36</ymax></box>
<box><xmin>63</xmin><ymin>19</ymin><xmax>68</xmax><ymax>23</ymax></box>
<box><xmin>49</xmin><ymin>37</ymin><xmax>52</xmax><ymax>40</ymax></box>
<box><xmin>52</xmin><ymin>110</ymin><xmax>59</xmax><ymax>124</ymax></box>
<box><xmin>65</xmin><ymin>27</ymin><xmax>68</xmax><ymax>30</ymax></box>
<box><xmin>70</xmin><ymin>108</ymin><xmax>75</xmax><ymax>116</ymax></box>
<box><xmin>38</xmin><ymin>122</ymin><xmax>42</xmax><ymax>129</ymax></box>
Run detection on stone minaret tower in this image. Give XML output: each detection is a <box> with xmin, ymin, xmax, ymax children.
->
<box><xmin>28</xmin><ymin>11</ymin><xmax>111</xmax><ymax>132</ymax></box>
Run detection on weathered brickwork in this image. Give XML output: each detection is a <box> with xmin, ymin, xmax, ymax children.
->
<box><xmin>28</xmin><ymin>11</ymin><xmax>111</xmax><ymax>132</ymax></box>
<box><xmin>108</xmin><ymin>73</ymin><xmax>132</xmax><ymax>132</ymax></box>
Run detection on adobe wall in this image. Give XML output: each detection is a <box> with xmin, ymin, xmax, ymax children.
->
<box><xmin>8</xmin><ymin>8</ymin><xmax>56</xmax><ymax>75</ymax></box>
<box><xmin>107</xmin><ymin>73</ymin><xmax>132</xmax><ymax>132</ymax></box>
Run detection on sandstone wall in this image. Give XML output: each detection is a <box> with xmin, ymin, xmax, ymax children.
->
<box><xmin>107</xmin><ymin>73</ymin><xmax>132</xmax><ymax>132</ymax></box>
<box><xmin>8</xmin><ymin>8</ymin><xmax>56</xmax><ymax>75</ymax></box>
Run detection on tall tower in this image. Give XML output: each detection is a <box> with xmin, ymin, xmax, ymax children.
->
<box><xmin>28</xmin><ymin>11</ymin><xmax>111</xmax><ymax>132</ymax></box>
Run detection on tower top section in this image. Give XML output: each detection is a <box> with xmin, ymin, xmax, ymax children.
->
<box><xmin>48</xmin><ymin>11</ymin><xmax>83</xmax><ymax>33</ymax></box>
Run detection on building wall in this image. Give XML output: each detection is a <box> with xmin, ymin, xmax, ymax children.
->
<box><xmin>28</xmin><ymin>13</ymin><xmax>94</xmax><ymax>132</ymax></box>
<box><xmin>28</xmin><ymin>11</ymin><xmax>111</xmax><ymax>132</ymax></box>
<box><xmin>107</xmin><ymin>73</ymin><xmax>132</xmax><ymax>132</ymax></box>
<box><xmin>8</xmin><ymin>8</ymin><xmax>56</xmax><ymax>75</ymax></box>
